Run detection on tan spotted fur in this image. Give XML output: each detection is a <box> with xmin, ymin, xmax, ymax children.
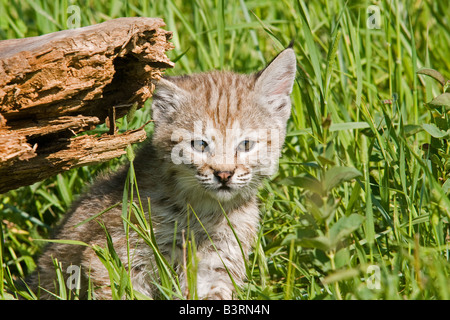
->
<box><xmin>29</xmin><ymin>48</ymin><xmax>296</xmax><ymax>300</ymax></box>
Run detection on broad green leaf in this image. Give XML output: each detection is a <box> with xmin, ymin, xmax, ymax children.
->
<box><xmin>443</xmin><ymin>179</ymin><xmax>450</xmax><ymax>194</ymax></box>
<box><xmin>404</xmin><ymin>124</ymin><xmax>423</xmax><ymax>136</ymax></box>
<box><xmin>422</xmin><ymin>123</ymin><xmax>450</xmax><ymax>139</ymax></box>
<box><xmin>329</xmin><ymin>214</ymin><xmax>365</xmax><ymax>244</ymax></box>
<box><xmin>417</xmin><ymin>68</ymin><xmax>446</xmax><ymax>86</ymax></box>
<box><xmin>334</xmin><ymin>247</ymin><xmax>351</xmax><ymax>269</ymax></box>
<box><xmin>297</xmin><ymin>236</ymin><xmax>331</xmax><ymax>252</ymax></box>
<box><xmin>281</xmin><ymin>231</ymin><xmax>329</xmax><ymax>250</ymax></box>
<box><xmin>280</xmin><ymin>174</ymin><xmax>324</xmax><ymax>195</ymax></box>
<box><xmin>427</xmin><ymin>93</ymin><xmax>450</xmax><ymax>110</ymax></box>
<box><xmin>309</xmin><ymin>195</ymin><xmax>340</xmax><ymax>223</ymax></box>
<box><xmin>324</xmin><ymin>166</ymin><xmax>362</xmax><ymax>192</ymax></box>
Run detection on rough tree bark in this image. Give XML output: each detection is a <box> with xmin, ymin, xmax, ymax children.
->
<box><xmin>0</xmin><ymin>17</ymin><xmax>174</xmax><ymax>193</ymax></box>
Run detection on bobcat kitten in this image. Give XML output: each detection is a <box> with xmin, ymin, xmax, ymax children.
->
<box><xmin>30</xmin><ymin>47</ymin><xmax>296</xmax><ymax>299</ymax></box>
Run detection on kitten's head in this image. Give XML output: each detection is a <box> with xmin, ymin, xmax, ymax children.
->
<box><xmin>151</xmin><ymin>48</ymin><xmax>296</xmax><ymax>202</ymax></box>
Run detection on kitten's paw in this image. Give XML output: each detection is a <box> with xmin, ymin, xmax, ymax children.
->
<box><xmin>200</xmin><ymin>284</ymin><xmax>233</xmax><ymax>300</ymax></box>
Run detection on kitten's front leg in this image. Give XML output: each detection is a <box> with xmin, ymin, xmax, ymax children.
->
<box><xmin>194</xmin><ymin>238</ymin><xmax>246</xmax><ymax>300</ymax></box>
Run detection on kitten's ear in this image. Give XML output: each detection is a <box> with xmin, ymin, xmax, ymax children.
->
<box><xmin>152</xmin><ymin>77</ymin><xmax>189</xmax><ymax>123</ymax></box>
<box><xmin>254</xmin><ymin>48</ymin><xmax>296</xmax><ymax>120</ymax></box>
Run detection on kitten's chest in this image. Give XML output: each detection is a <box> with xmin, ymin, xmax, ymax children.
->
<box><xmin>148</xmin><ymin>194</ymin><xmax>257</xmax><ymax>248</ymax></box>
<box><xmin>151</xmin><ymin>198</ymin><xmax>225</xmax><ymax>237</ymax></box>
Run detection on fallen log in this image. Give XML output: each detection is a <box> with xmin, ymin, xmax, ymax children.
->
<box><xmin>0</xmin><ymin>17</ymin><xmax>174</xmax><ymax>193</ymax></box>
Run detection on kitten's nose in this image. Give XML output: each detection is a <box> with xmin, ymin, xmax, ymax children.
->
<box><xmin>214</xmin><ymin>171</ymin><xmax>233</xmax><ymax>183</ymax></box>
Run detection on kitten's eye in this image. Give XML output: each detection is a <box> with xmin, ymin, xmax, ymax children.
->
<box><xmin>237</xmin><ymin>140</ymin><xmax>255</xmax><ymax>152</ymax></box>
<box><xmin>191</xmin><ymin>140</ymin><xmax>209</xmax><ymax>152</ymax></box>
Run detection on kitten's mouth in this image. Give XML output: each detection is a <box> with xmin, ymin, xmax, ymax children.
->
<box><xmin>212</xmin><ymin>184</ymin><xmax>236</xmax><ymax>201</ymax></box>
<box><xmin>218</xmin><ymin>185</ymin><xmax>231</xmax><ymax>191</ymax></box>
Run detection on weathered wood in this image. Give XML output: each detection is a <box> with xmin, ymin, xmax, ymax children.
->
<box><xmin>0</xmin><ymin>127</ymin><xmax>147</xmax><ymax>190</ymax></box>
<box><xmin>0</xmin><ymin>17</ymin><xmax>174</xmax><ymax>193</ymax></box>
<box><xmin>0</xmin><ymin>130</ymin><xmax>35</xmax><ymax>164</ymax></box>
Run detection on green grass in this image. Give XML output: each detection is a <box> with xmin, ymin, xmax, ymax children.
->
<box><xmin>1</xmin><ymin>0</ymin><xmax>450</xmax><ymax>300</ymax></box>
